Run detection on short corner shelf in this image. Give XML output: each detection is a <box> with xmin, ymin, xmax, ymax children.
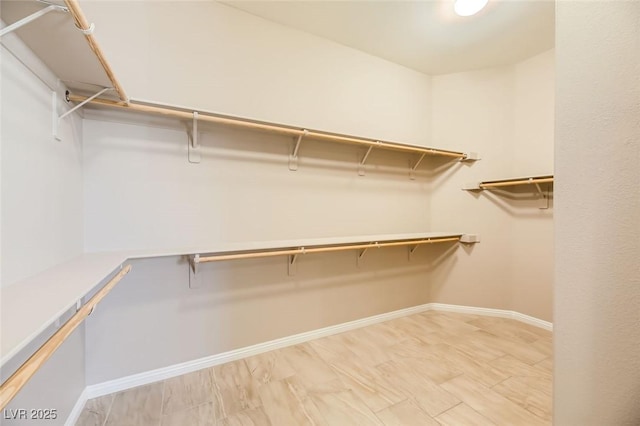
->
<box><xmin>462</xmin><ymin>175</ymin><xmax>553</xmax><ymax>192</ymax></box>
<box><xmin>462</xmin><ymin>174</ymin><xmax>554</xmax><ymax>209</ymax></box>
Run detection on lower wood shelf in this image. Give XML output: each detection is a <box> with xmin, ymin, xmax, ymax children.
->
<box><xmin>0</xmin><ymin>232</ymin><xmax>477</xmax><ymax>369</ymax></box>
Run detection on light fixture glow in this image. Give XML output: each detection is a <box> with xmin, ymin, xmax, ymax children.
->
<box><xmin>454</xmin><ymin>0</ymin><xmax>489</xmax><ymax>16</ymax></box>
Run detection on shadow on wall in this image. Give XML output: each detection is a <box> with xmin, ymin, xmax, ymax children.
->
<box><xmin>472</xmin><ymin>185</ymin><xmax>554</xmax><ymax>217</ymax></box>
<box><xmin>106</xmin><ymin>243</ymin><xmax>462</xmax><ymax>310</ymax></box>
<box><xmin>186</xmin><ymin>242</ymin><xmax>462</xmax><ymax>305</ymax></box>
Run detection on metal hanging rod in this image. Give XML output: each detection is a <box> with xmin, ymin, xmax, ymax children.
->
<box><xmin>62</xmin><ymin>0</ymin><xmax>129</xmax><ymax>103</ymax></box>
<box><xmin>193</xmin><ymin>236</ymin><xmax>462</xmax><ymax>264</ymax></box>
<box><xmin>67</xmin><ymin>95</ymin><xmax>471</xmax><ymax>159</ymax></box>
<box><xmin>0</xmin><ymin>264</ymin><xmax>132</xmax><ymax>411</ymax></box>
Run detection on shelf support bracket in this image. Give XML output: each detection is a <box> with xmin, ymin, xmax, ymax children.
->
<box><xmin>533</xmin><ymin>181</ymin><xmax>544</xmax><ymax>197</ymax></box>
<box><xmin>189</xmin><ymin>254</ymin><xmax>201</xmax><ymax>288</ymax></box>
<box><xmin>533</xmin><ymin>182</ymin><xmax>552</xmax><ymax>210</ymax></box>
<box><xmin>409</xmin><ymin>153</ymin><xmax>426</xmax><ymax>180</ymax></box>
<box><xmin>356</xmin><ymin>248</ymin><xmax>368</xmax><ymax>267</ymax></box>
<box><xmin>288</xmin><ymin>252</ymin><xmax>299</xmax><ymax>276</ymax></box>
<box><xmin>0</xmin><ymin>4</ymin><xmax>68</xmax><ymax>37</ymax></box>
<box><xmin>358</xmin><ymin>142</ymin><xmax>379</xmax><ymax>176</ymax></box>
<box><xmin>408</xmin><ymin>244</ymin><xmax>419</xmax><ymax>261</ymax></box>
<box><xmin>55</xmin><ymin>88</ymin><xmax>111</xmax><ymax>141</ymax></box>
<box><xmin>289</xmin><ymin>129</ymin><xmax>308</xmax><ymax>171</ymax></box>
<box><xmin>188</xmin><ymin>111</ymin><xmax>201</xmax><ymax>163</ymax></box>
<box><xmin>461</xmin><ymin>152</ymin><xmax>480</xmax><ymax>162</ymax></box>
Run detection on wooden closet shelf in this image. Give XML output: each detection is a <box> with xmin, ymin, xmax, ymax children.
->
<box><xmin>194</xmin><ymin>234</ymin><xmax>465</xmax><ymax>264</ymax></box>
<box><xmin>463</xmin><ymin>175</ymin><xmax>554</xmax><ymax>191</ymax></box>
<box><xmin>0</xmin><ymin>232</ymin><xmax>477</xmax><ymax>370</ymax></box>
<box><xmin>69</xmin><ymin>94</ymin><xmax>477</xmax><ymax>162</ymax></box>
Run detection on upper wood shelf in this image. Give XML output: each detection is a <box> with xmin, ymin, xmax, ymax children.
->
<box><xmin>69</xmin><ymin>95</ymin><xmax>479</xmax><ymax>173</ymax></box>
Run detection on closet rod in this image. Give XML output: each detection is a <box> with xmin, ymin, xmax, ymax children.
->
<box><xmin>67</xmin><ymin>95</ymin><xmax>466</xmax><ymax>159</ymax></box>
<box><xmin>480</xmin><ymin>177</ymin><xmax>554</xmax><ymax>189</ymax></box>
<box><xmin>197</xmin><ymin>237</ymin><xmax>461</xmax><ymax>263</ymax></box>
<box><xmin>63</xmin><ymin>0</ymin><xmax>129</xmax><ymax>103</ymax></box>
<box><xmin>0</xmin><ymin>264</ymin><xmax>132</xmax><ymax>411</ymax></box>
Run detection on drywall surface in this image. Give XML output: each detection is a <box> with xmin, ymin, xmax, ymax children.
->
<box><xmin>82</xmin><ymin>96</ymin><xmax>438</xmax><ymax>383</ymax></box>
<box><xmin>0</xmin><ymin>37</ymin><xmax>86</xmax><ymax>425</ymax></box>
<box><xmin>85</xmin><ymin>251</ymin><xmax>439</xmax><ymax>383</ymax></box>
<box><xmin>0</xmin><ymin>321</ymin><xmax>85</xmax><ymax>426</ymax></box>
<box><xmin>83</xmin><ymin>118</ymin><xmax>433</xmax><ymax>251</ymax></box>
<box><xmin>0</xmin><ymin>42</ymin><xmax>83</xmax><ymax>288</ymax></box>
<box><xmin>554</xmin><ymin>2</ymin><xmax>640</xmax><ymax>424</ymax></box>
<box><xmin>429</xmin><ymin>66</ymin><xmax>514</xmax><ymax>312</ymax></box>
<box><xmin>82</xmin><ymin>1</ymin><xmax>432</xmax><ymax>146</ymax></box>
<box><xmin>513</xmin><ymin>49</ymin><xmax>555</xmax><ymax>176</ymax></box>
<box><xmin>429</xmin><ymin>50</ymin><xmax>554</xmax><ymax>321</ymax></box>
<box><xmin>510</xmin><ymin>50</ymin><xmax>554</xmax><ymax>321</ymax></box>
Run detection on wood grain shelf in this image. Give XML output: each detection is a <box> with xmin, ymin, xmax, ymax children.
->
<box><xmin>463</xmin><ymin>175</ymin><xmax>554</xmax><ymax>191</ymax></box>
<box><xmin>69</xmin><ymin>95</ymin><xmax>479</xmax><ymax>173</ymax></box>
<box><xmin>0</xmin><ymin>232</ymin><xmax>477</xmax><ymax>370</ymax></box>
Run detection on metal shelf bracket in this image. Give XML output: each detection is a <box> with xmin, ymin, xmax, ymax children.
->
<box><xmin>0</xmin><ymin>3</ymin><xmax>68</xmax><ymax>38</ymax></box>
<box><xmin>461</xmin><ymin>152</ymin><xmax>480</xmax><ymax>162</ymax></box>
<box><xmin>55</xmin><ymin>88</ymin><xmax>111</xmax><ymax>141</ymax></box>
<box><xmin>289</xmin><ymin>129</ymin><xmax>308</xmax><ymax>171</ymax></box>
<box><xmin>288</xmin><ymin>252</ymin><xmax>299</xmax><ymax>276</ymax></box>
<box><xmin>409</xmin><ymin>153</ymin><xmax>427</xmax><ymax>180</ymax></box>
<box><xmin>358</xmin><ymin>142</ymin><xmax>380</xmax><ymax>176</ymax></box>
<box><xmin>188</xmin><ymin>111</ymin><xmax>201</xmax><ymax>163</ymax></box>
<box><xmin>356</xmin><ymin>248</ymin><xmax>368</xmax><ymax>267</ymax></box>
<box><xmin>408</xmin><ymin>244</ymin><xmax>419</xmax><ymax>260</ymax></box>
<box><xmin>189</xmin><ymin>254</ymin><xmax>201</xmax><ymax>288</ymax></box>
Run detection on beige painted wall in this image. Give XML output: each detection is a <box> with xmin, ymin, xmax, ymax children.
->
<box><xmin>82</xmin><ymin>118</ymin><xmax>434</xmax><ymax>251</ymax></box>
<box><xmin>1</xmin><ymin>41</ymin><xmax>84</xmax><ymax>288</ymax></box>
<box><xmin>1</xmin><ymin>1</ymin><xmax>557</xmax><ymax>415</ymax></box>
<box><xmin>428</xmin><ymin>66</ymin><xmax>515</xmax><ymax>311</ymax></box>
<box><xmin>86</xmin><ymin>251</ymin><xmax>439</xmax><ymax>384</ymax></box>
<box><xmin>511</xmin><ymin>50</ymin><xmax>554</xmax><ymax>321</ymax></box>
<box><xmin>82</xmin><ymin>1</ymin><xmax>432</xmax><ymax>146</ymax></box>
<box><xmin>429</xmin><ymin>50</ymin><xmax>554</xmax><ymax>321</ymax></box>
<box><xmin>0</xmin><ymin>39</ymin><xmax>86</xmax><ymax>423</ymax></box>
<box><xmin>81</xmin><ymin>0</ymin><xmax>443</xmax><ymax>384</ymax></box>
<box><xmin>554</xmin><ymin>2</ymin><xmax>640</xmax><ymax>424</ymax></box>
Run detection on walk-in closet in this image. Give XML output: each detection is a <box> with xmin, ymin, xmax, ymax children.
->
<box><xmin>1</xmin><ymin>1</ymin><xmax>638</xmax><ymax>425</ymax></box>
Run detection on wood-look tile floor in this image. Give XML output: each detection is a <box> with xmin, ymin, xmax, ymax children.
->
<box><xmin>76</xmin><ymin>311</ymin><xmax>552</xmax><ymax>426</ymax></box>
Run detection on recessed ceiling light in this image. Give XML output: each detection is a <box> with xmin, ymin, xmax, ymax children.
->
<box><xmin>454</xmin><ymin>0</ymin><xmax>489</xmax><ymax>17</ymax></box>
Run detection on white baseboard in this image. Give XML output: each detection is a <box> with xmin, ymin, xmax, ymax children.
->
<box><xmin>83</xmin><ymin>303</ymin><xmax>432</xmax><ymax>400</ymax></box>
<box><xmin>82</xmin><ymin>303</ymin><xmax>552</xmax><ymax>402</ymax></box>
<box><xmin>65</xmin><ymin>388</ymin><xmax>88</xmax><ymax>426</ymax></box>
<box><xmin>428</xmin><ymin>303</ymin><xmax>553</xmax><ymax>331</ymax></box>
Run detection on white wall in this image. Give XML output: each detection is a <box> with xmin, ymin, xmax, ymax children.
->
<box><xmin>80</xmin><ymin>0</ymin><xmax>444</xmax><ymax>385</ymax></box>
<box><xmin>1</xmin><ymin>42</ymin><xmax>84</xmax><ymax>287</ymax></box>
<box><xmin>83</xmin><ymin>118</ymin><xmax>432</xmax><ymax>252</ymax></box>
<box><xmin>86</xmin><ymin>250</ymin><xmax>442</xmax><ymax>384</ymax></box>
<box><xmin>0</xmin><ymin>36</ymin><xmax>86</xmax><ymax>424</ymax></box>
<box><xmin>0</xmin><ymin>321</ymin><xmax>85</xmax><ymax>426</ymax></box>
<box><xmin>429</xmin><ymin>50</ymin><xmax>554</xmax><ymax>321</ymax></box>
<box><xmin>429</xmin><ymin>65</ymin><xmax>515</xmax><ymax>313</ymax></box>
<box><xmin>82</xmin><ymin>1</ymin><xmax>432</xmax><ymax>146</ymax></box>
<box><xmin>554</xmin><ymin>2</ymin><xmax>640</xmax><ymax>424</ymax></box>
<box><xmin>510</xmin><ymin>50</ymin><xmax>554</xmax><ymax>321</ymax></box>
<box><xmin>513</xmin><ymin>50</ymin><xmax>555</xmax><ymax>176</ymax></box>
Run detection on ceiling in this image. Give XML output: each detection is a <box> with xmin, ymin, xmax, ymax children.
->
<box><xmin>221</xmin><ymin>0</ymin><xmax>555</xmax><ymax>75</ymax></box>
<box><xmin>0</xmin><ymin>0</ymin><xmax>554</xmax><ymax>94</ymax></box>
